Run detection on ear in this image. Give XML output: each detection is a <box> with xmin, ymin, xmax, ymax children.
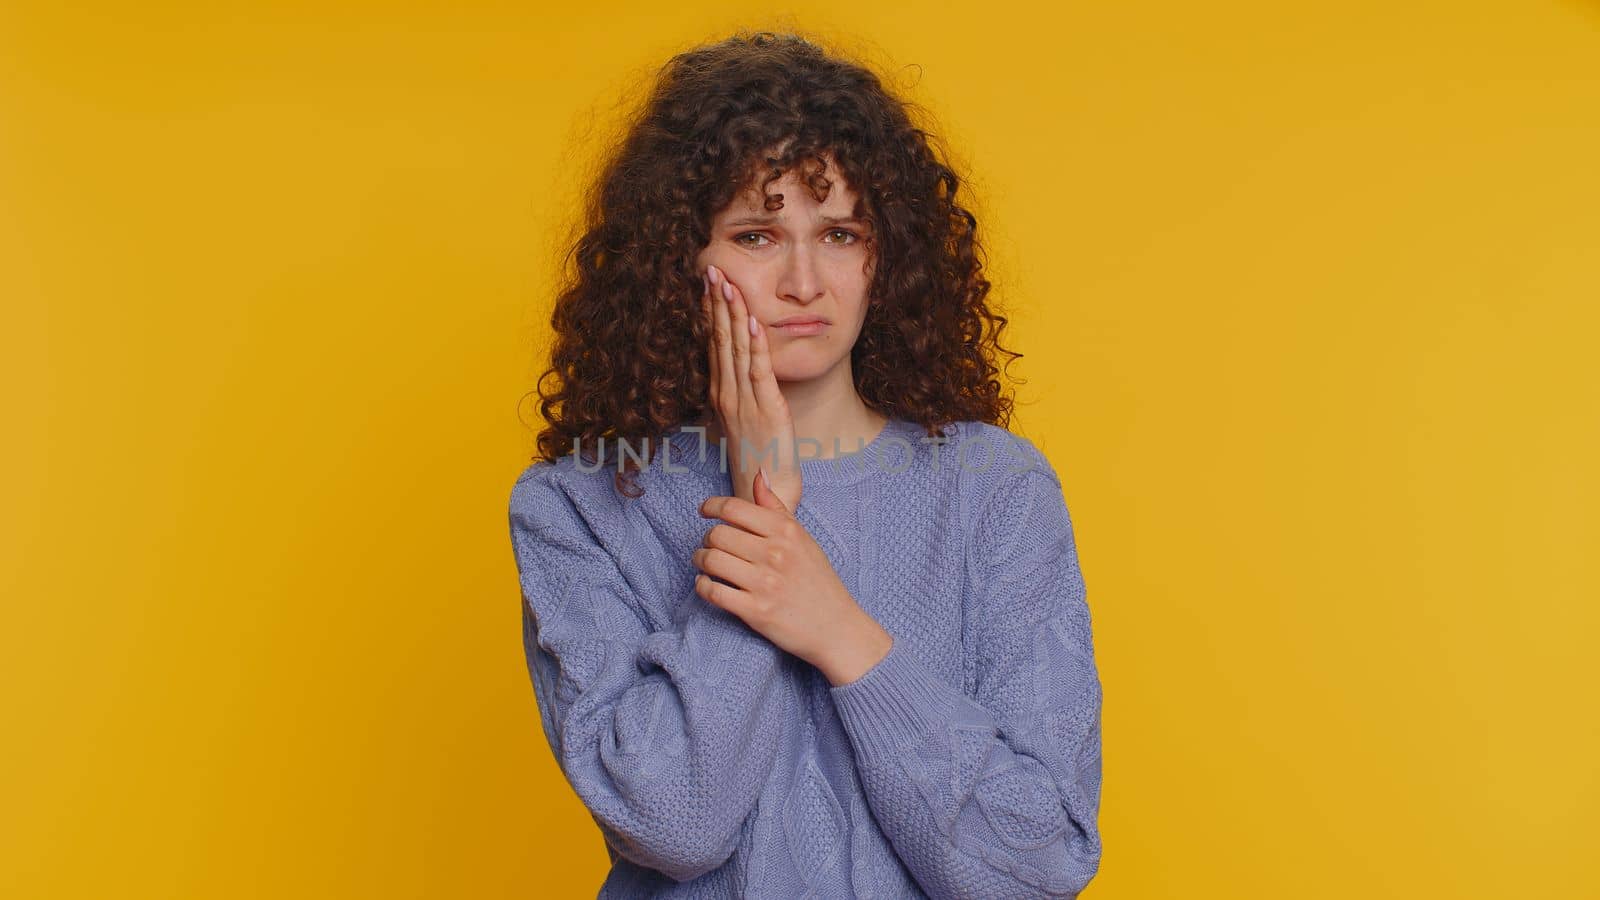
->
<box><xmin>753</xmin><ymin>466</ymin><xmax>789</xmax><ymax>513</ymax></box>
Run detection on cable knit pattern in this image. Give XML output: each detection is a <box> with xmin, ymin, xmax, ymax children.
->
<box><xmin>508</xmin><ymin>418</ymin><xmax>1104</xmax><ymax>898</ymax></box>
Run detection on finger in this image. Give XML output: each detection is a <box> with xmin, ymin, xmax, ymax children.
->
<box><xmin>703</xmin><ymin>520</ymin><xmax>763</xmax><ymax>561</ymax></box>
<box><xmin>698</xmin><ymin>493</ymin><xmax>791</xmax><ymax>538</ymax></box>
<box><xmin>721</xmin><ymin>270</ymin><xmax>755</xmax><ymax>407</ymax></box>
<box><xmin>710</xmin><ymin>266</ymin><xmax>735</xmax><ymax>412</ymax></box>
<box><xmin>691</xmin><ymin>546</ymin><xmax>762</xmax><ymax>590</ymax></box>
<box><xmin>753</xmin><ymin>466</ymin><xmax>790</xmax><ymax>513</ymax></box>
<box><xmin>745</xmin><ymin>295</ymin><xmax>785</xmax><ymax>410</ymax></box>
<box><xmin>694</xmin><ymin>572</ymin><xmax>753</xmax><ymax>618</ymax></box>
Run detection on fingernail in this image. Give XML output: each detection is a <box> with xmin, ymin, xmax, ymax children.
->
<box><xmin>722</xmin><ymin>280</ymin><xmax>734</xmax><ymax>302</ymax></box>
<box><xmin>749</xmin><ymin>315</ymin><xmax>759</xmax><ymax>336</ymax></box>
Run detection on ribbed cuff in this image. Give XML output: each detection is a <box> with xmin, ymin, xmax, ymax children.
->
<box><xmin>828</xmin><ymin>637</ymin><xmax>978</xmax><ymax>763</ymax></box>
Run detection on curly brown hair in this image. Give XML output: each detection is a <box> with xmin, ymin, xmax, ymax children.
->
<box><xmin>522</xmin><ymin>30</ymin><xmax>1023</xmax><ymax>496</ymax></box>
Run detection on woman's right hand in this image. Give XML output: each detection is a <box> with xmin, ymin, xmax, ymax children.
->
<box><xmin>701</xmin><ymin>263</ymin><xmax>804</xmax><ymax>511</ymax></box>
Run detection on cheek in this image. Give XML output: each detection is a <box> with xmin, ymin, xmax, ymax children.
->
<box><xmin>827</xmin><ymin>260</ymin><xmax>872</xmax><ymax>304</ymax></box>
<box><xmin>853</xmin><ymin>303</ymin><xmax>871</xmax><ymax>330</ymax></box>
<box><xmin>693</xmin><ymin>249</ymin><xmax>720</xmax><ymax>278</ymax></box>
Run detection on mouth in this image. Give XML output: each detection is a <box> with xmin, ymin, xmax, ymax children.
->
<box><xmin>769</xmin><ymin>318</ymin><xmax>831</xmax><ymax>336</ymax></box>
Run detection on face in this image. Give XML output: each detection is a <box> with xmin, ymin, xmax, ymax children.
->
<box><xmin>693</xmin><ymin>154</ymin><xmax>874</xmax><ymax>384</ymax></box>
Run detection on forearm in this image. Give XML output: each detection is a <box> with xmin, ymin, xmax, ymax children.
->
<box><xmin>572</xmin><ymin>597</ymin><xmax>794</xmax><ymax>880</ymax></box>
<box><xmin>827</xmin><ymin>636</ymin><xmax>1102</xmax><ymax>899</ymax></box>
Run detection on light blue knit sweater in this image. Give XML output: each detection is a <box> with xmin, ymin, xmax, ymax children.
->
<box><xmin>508</xmin><ymin>418</ymin><xmax>1104</xmax><ymax>898</ymax></box>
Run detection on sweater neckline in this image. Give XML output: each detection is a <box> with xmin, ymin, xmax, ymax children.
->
<box><xmin>661</xmin><ymin>417</ymin><xmax>920</xmax><ymax>488</ymax></box>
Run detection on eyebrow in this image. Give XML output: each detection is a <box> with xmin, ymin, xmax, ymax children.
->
<box><xmin>723</xmin><ymin>214</ymin><xmax>865</xmax><ymax>228</ymax></box>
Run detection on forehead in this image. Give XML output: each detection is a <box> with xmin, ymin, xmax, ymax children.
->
<box><xmin>720</xmin><ymin>158</ymin><xmax>861</xmax><ymax>219</ymax></box>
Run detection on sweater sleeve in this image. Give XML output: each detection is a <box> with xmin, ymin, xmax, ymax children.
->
<box><xmin>826</xmin><ymin>464</ymin><xmax>1104</xmax><ymax>899</ymax></box>
<box><xmin>509</xmin><ymin>465</ymin><xmax>804</xmax><ymax>884</ymax></box>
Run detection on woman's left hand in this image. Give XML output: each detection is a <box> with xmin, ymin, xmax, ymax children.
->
<box><xmin>692</xmin><ymin>469</ymin><xmax>893</xmax><ymax>686</ymax></box>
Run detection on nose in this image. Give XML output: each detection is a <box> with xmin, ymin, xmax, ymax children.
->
<box><xmin>775</xmin><ymin>240</ymin><xmax>825</xmax><ymax>306</ymax></box>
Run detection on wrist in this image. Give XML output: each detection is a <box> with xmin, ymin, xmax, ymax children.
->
<box><xmin>817</xmin><ymin>614</ymin><xmax>894</xmax><ymax>687</ymax></box>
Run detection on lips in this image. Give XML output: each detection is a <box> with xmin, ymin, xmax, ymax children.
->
<box><xmin>770</xmin><ymin>319</ymin><xmax>830</xmax><ymax>337</ymax></box>
<box><xmin>771</xmin><ymin>317</ymin><xmax>830</xmax><ymax>327</ymax></box>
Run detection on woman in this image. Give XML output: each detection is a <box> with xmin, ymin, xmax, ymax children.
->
<box><xmin>509</xmin><ymin>31</ymin><xmax>1104</xmax><ymax>898</ymax></box>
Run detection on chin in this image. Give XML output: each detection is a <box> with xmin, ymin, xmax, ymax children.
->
<box><xmin>770</xmin><ymin>356</ymin><xmax>841</xmax><ymax>383</ymax></box>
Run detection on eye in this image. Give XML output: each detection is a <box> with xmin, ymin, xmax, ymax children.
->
<box><xmin>733</xmin><ymin>232</ymin><xmax>771</xmax><ymax>248</ymax></box>
<box><xmin>825</xmin><ymin>229</ymin><xmax>860</xmax><ymax>245</ymax></box>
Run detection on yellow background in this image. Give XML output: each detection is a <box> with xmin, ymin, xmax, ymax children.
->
<box><xmin>3</xmin><ymin>2</ymin><xmax>1596</xmax><ymax>897</ymax></box>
